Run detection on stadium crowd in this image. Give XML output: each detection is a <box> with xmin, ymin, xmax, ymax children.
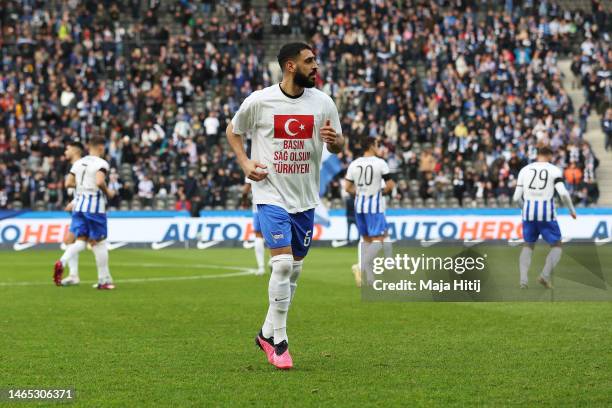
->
<box><xmin>0</xmin><ymin>0</ymin><xmax>609</xmax><ymax>211</ymax></box>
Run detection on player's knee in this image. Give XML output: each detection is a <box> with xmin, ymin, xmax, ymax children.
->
<box><xmin>270</xmin><ymin>254</ymin><xmax>293</xmax><ymax>278</ymax></box>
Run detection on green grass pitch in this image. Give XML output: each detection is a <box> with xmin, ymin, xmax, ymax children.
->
<box><xmin>0</xmin><ymin>247</ymin><xmax>610</xmax><ymax>407</ymax></box>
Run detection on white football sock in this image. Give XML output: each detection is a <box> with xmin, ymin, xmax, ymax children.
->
<box><xmin>383</xmin><ymin>238</ymin><xmax>393</xmax><ymax>259</ymax></box>
<box><xmin>519</xmin><ymin>246</ymin><xmax>533</xmax><ymax>285</ymax></box>
<box><xmin>364</xmin><ymin>241</ymin><xmax>383</xmax><ymax>285</ymax></box>
<box><xmin>68</xmin><ymin>252</ymin><xmax>79</xmax><ymax>279</ymax></box>
<box><xmin>541</xmin><ymin>247</ymin><xmax>562</xmax><ymax>281</ymax></box>
<box><xmin>92</xmin><ymin>242</ymin><xmax>112</xmax><ymax>283</ymax></box>
<box><xmin>264</xmin><ymin>254</ymin><xmax>293</xmax><ymax>344</ymax></box>
<box><xmin>357</xmin><ymin>238</ymin><xmax>363</xmax><ymax>270</ymax></box>
<box><xmin>290</xmin><ymin>260</ymin><xmax>303</xmax><ymax>302</ymax></box>
<box><xmin>254</xmin><ymin>237</ymin><xmax>265</xmax><ymax>271</ymax></box>
<box><xmin>60</xmin><ymin>240</ymin><xmax>86</xmax><ymax>267</ymax></box>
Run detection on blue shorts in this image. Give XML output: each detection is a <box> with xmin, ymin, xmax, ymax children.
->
<box><xmin>257</xmin><ymin>204</ymin><xmax>314</xmax><ymax>258</ymax></box>
<box><xmin>355</xmin><ymin>212</ymin><xmax>387</xmax><ymax>237</ymax></box>
<box><xmin>70</xmin><ymin>212</ymin><xmax>108</xmax><ymax>241</ymax></box>
<box><xmin>522</xmin><ymin>220</ymin><xmax>562</xmax><ymax>244</ymax></box>
<box><xmin>253</xmin><ymin>211</ymin><xmax>261</xmax><ymax>233</ymax></box>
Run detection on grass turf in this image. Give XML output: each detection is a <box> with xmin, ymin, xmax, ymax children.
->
<box><xmin>0</xmin><ymin>247</ymin><xmax>610</xmax><ymax>407</ymax></box>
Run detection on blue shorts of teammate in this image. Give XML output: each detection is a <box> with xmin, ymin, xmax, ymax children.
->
<box><xmin>70</xmin><ymin>212</ymin><xmax>108</xmax><ymax>241</ymax></box>
<box><xmin>257</xmin><ymin>204</ymin><xmax>314</xmax><ymax>258</ymax></box>
<box><xmin>522</xmin><ymin>220</ymin><xmax>561</xmax><ymax>245</ymax></box>
<box><xmin>253</xmin><ymin>211</ymin><xmax>261</xmax><ymax>234</ymax></box>
<box><xmin>355</xmin><ymin>212</ymin><xmax>387</xmax><ymax>237</ymax></box>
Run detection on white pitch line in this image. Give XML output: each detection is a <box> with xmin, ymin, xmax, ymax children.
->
<box><xmin>0</xmin><ymin>265</ymin><xmax>255</xmax><ymax>287</ymax></box>
<box><xmin>0</xmin><ymin>262</ymin><xmax>251</xmax><ymax>270</ymax></box>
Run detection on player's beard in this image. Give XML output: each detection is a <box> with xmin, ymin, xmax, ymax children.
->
<box><xmin>294</xmin><ymin>70</ymin><xmax>315</xmax><ymax>88</ymax></box>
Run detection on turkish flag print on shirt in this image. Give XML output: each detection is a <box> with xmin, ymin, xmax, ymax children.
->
<box><xmin>273</xmin><ymin>115</ymin><xmax>314</xmax><ymax>139</ymax></box>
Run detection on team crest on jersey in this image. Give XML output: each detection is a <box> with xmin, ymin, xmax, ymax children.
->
<box><xmin>273</xmin><ymin>115</ymin><xmax>314</xmax><ymax>139</ymax></box>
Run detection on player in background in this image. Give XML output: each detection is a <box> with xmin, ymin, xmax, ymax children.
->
<box><xmin>53</xmin><ymin>137</ymin><xmax>116</xmax><ymax>290</ymax></box>
<box><xmin>58</xmin><ymin>141</ymin><xmax>84</xmax><ymax>285</ymax></box>
<box><xmin>513</xmin><ymin>146</ymin><xmax>577</xmax><ymax>289</ymax></box>
<box><xmin>344</xmin><ymin>137</ymin><xmax>395</xmax><ymax>287</ymax></box>
<box><xmin>227</xmin><ymin>42</ymin><xmax>344</xmax><ymax>369</ymax></box>
<box><xmin>242</xmin><ymin>180</ymin><xmax>265</xmax><ymax>276</ymax></box>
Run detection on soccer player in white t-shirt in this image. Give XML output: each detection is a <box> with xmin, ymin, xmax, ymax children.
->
<box><xmin>53</xmin><ymin>137</ymin><xmax>117</xmax><ymax>290</ymax></box>
<box><xmin>345</xmin><ymin>137</ymin><xmax>395</xmax><ymax>287</ymax></box>
<box><xmin>512</xmin><ymin>146</ymin><xmax>577</xmax><ymax>289</ymax></box>
<box><xmin>227</xmin><ymin>43</ymin><xmax>344</xmax><ymax>369</ymax></box>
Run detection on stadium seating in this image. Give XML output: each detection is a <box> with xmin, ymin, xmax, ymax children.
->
<box><xmin>0</xmin><ymin>0</ymin><xmax>608</xmax><ymax>211</ymax></box>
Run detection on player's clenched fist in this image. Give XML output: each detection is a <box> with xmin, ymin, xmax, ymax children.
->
<box><xmin>320</xmin><ymin>119</ymin><xmax>337</xmax><ymax>144</ymax></box>
<box><xmin>321</xmin><ymin>119</ymin><xmax>343</xmax><ymax>153</ymax></box>
<box><xmin>241</xmin><ymin>159</ymin><xmax>268</xmax><ymax>181</ymax></box>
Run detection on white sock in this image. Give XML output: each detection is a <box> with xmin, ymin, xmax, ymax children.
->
<box><xmin>383</xmin><ymin>238</ymin><xmax>393</xmax><ymax>259</ymax></box>
<box><xmin>264</xmin><ymin>254</ymin><xmax>293</xmax><ymax>344</ymax></box>
<box><xmin>519</xmin><ymin>246</ymin><xmax>533</xmax><ymax>285</ymax></box>
<box><xmin>364</xmin><ymin>241</ymin><xmax>383</xmax><ymax>285</ymax></box>
<box><xmin>68</xmin><ymin>252</ymin><xmax>79</xmax><ymax>279</ymax></box>
<box><xmin>60</xmin><ymin>241</ymin><xmax>86</xmax><ymax>267</ymax></box>
<box><xmin>92</xmin><ymin>242</ymin><xmax>112</xmax><ymax>283</ymax></box>
<box><xmin>357</xmin><ymin>238</ymin><xmax>363</xmax><ymax>270</ymax></box>
<box><xmin>290</xmin><ymin>260</ymin><xmax>303</xmax><ymax>302</ymax></box>
<box><xmin>541</xmin><ymin>247</ymin><xmax>562</xmax><ymax>281</ymax></box>
<box><xmin>254</xmin><ymin>237</ymin><xmax>265</xmax><ymax>271</ymax></box>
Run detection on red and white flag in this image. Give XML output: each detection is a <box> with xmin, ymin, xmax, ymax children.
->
<box><xmin>273</xmin><ymin>115</ymin><xmax>314</xmax><ymax>140</ymax></box>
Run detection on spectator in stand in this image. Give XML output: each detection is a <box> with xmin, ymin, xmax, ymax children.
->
<box><xmin>564</xmin><ymin>161</ymin><xmax>584</xmax><ymax>193</ymax></box>
<box><xmin>138</xmin><ymin>175</ymin><xmax>155</xmax><ymax>207</ymax></box>
<box><xmin>175</xmin><ymin>187</ymin><xmax>192</xmax><ymax>211</ymax></box>
<box><xmin>603</xmin><ymin>108</ymin><xmax>612</xmax><ymax>151</ymax></box>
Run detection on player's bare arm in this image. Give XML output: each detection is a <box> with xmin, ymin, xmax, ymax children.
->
<box><xmin>554</xmin><ymin>180</ymin><xmax>577</xmax><ymax>219</ymax></box>
<box><xmin>383</xmin><ymin>179</ymin><xmax>395</xmax><ymax>195</ymax></box>
<box><xmin>96</xmin><ymin>170</ymin><xmax>115</xmax><ymax>199</ymax></box>
<box><xmin>65</xmin><ymin>173</ymin><xmax>76</xmax><ymax>189</ymax></box>
<box><xmin>321</xmin><ymin>119</ymin><xmax>344</xmax><ymax>154</ymax></box>
<box><xmin>344</xmin><ymin>179</ymin><xmax>356</xmax><ymax>195</ymax></box>
<box><xmin>226</xmin><ymin>122</ymin><xmax>268</xmax><ymax>181</ymax></box>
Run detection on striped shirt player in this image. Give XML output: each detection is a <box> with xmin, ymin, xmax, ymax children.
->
<box><xmin>513</xmin><ymin>160</ymin><xmax>576</xmax><ymax>244</ymax></box>
<box><xmin>345</xmin><ymin>139</ymin><xmax>394</xmax><ymax>238</ymax></box>
<box><xmin>70</xmin><ymin>154</ymin><xmax>110</xmax><ymax>241</ymax></box>
<box><xmin>54</xmin><ymin>137</ymin><xmax>115</xmax><ymax>290</ymax></box>
<box><xmin>512</xmin><ymin>146</ymin><xmax>577</xmax><ymax>289</ymax></box>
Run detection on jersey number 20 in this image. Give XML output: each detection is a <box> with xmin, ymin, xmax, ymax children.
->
<box><xmin>357</xmin><ymin>165</ymin><xmax>373</xmax><ymax>186</ymax></box>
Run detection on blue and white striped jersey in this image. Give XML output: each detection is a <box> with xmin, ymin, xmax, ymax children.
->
<box><xmin>345</xmin><ymin>156</ymin><xmax>390</xmax><ymax>214</ymax></box>
<box><xmin>70</xmin><ymin>155</ymin><xmax>110</xmax><ymax>214</ymax></box>
<box><xmin>516</xmin><ymin>162</ymin><xmax>564</xmax><ymax>222</ymax></box>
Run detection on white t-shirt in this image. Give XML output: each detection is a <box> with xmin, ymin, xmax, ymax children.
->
<box><xmin>345</xmin><ymin>156</ymin><xmax>390</xmax><ymax>214</ymax></box>
<box><xmin>232</xmin><ymin>84</ymin><xmax>342</xmax><ymax>213</ymax></box>
<box><xmin>516</xmin><ymin>161</ymin><xmax>564</xmax><ymax>221</ymax></box>
<box><xmin>204</xmin><ymin>116</ymin><xmax>220</xmax><ymax>136</ymax></box>
<box><xmin>70</xmin><ymin>155</ymin><xmax>110</xmax><ymax>214</ymax></box>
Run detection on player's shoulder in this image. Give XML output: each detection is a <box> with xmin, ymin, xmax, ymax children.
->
<box><xmin>544</xmin><ymin>161</ymin><xmax>562</xmax><ymax>173</ymax></box>
<box><xmin>248</xmin><ymin>86</ymin><xmax>277</xmax><ymax>101</ymax></box>
<box><xmin>362</xmin><ymin>155</ymin><xmax>387</xmax><ymax>165</ymax></box>
<box><xmin>88</xmin><ymin>155</ymin><xmax>110</xmax><ymax>168</ymax></box>
<box><xmin>239</xmin><ymin>88</ymin><xmax>267</xmax><ymax>108</ymax></box>
<box><xmin>306</xmin><ymin>88</ymin><xmax>335</xmax><ymax>105</ymax></box>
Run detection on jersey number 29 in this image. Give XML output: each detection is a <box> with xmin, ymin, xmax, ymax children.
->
<box><xmin>528</xmin><ymin>169</ymin><xmax>548</xmax><ymax>190</ymax></box>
